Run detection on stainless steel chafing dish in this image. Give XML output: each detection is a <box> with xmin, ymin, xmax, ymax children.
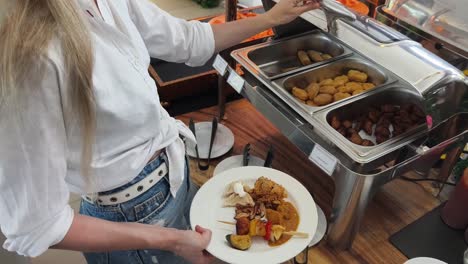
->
<box><xmin>376</xmin><ymin>0</ymin><xmax>468</xmax><ymax>68</ymax></box>
<box><xmin>227</xmin><ymin>0</ymin><xmax>468</xmax><ymax>249</ymax></box>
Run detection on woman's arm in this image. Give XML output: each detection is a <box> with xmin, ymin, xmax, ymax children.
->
<box><xmin>54</xmin><ymin>214</ymin><xmax>212</xmax><ymax>264</ymax></box>
<box><xmin>126</xmin><ymin>0</ymin><xmax>319</xmax><ymax>66</ymax></box>
<box><xmin>212</xmin><ymin>0</ymin><xmax>321</xmax><ymax>53</ymax></box>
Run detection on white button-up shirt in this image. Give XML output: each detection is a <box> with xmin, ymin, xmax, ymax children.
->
<box><xmin>0</xmin><ymin>0</ymin><xmax>214</xmax><ymax>257</ymax></box>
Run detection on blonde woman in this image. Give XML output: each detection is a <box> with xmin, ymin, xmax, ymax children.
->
<box><xmin>0</xmin><ymin>0</ymin><xmax>320</xmax><ymax>263</ymax></box>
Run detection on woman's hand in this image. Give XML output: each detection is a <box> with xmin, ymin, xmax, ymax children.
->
<box><xmin>264</xmin><ymin>0</ymin><xmax>322</xmax><ymax>26</ymax></box>
<box><xmin>212</xmin><ymin>0</ymin><xmax>321</xmax><ymax>52</ymax></box>
<box><xmin>173</xmin><ymin>225</ymin><xmax>214</xmax><ymax>264</ymax></box>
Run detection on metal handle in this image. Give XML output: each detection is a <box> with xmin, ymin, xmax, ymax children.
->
<box><xmin>320</xmin><ymin>0</ymin><xmax>356</xmax><ymax>20</ymax></box>
<box><xmin>320</xmin><ymin>0</ymin><xmax>356</xmax><ymax>35</ymax></box>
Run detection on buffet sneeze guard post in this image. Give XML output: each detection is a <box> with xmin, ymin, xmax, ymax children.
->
<box><xmin>217</xmin><ymin>0</ymin><xmax>238</xmax><ymax>120</ymax></box>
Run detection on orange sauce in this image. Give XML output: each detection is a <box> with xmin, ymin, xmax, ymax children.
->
<box><xmin>268</xmin><ymin>201</ymin><xmax>300</xmax><ymax>246</ymax></box>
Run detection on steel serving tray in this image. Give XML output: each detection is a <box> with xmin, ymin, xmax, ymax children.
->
<box><xmin>271</xmin><ymin>56</ymin><xmax>396</xmax><ymax>115</ymax></box>
<box><xmin>311</xmin><ymin>86</ymin><xmax>428</xmax><ymax>164</ymax></box>
<box><xmin>233</xmin><ymin>30</ymin><xmax>353</xmax><ymax>80</ymax></box>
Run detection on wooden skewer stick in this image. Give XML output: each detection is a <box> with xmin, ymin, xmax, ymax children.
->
<box><xmin>217</xmin><ymin>220</ymin><xmax>235</xmax><ymax>225</ymax></box>
<box><xmin>282</xmin><ymin>231</ymin><xmax>309</xmax><ymax>238</ymax></box>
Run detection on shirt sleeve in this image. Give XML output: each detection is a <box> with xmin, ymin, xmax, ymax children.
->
<box><xmin>0</xmin><ymin>58</ymin><xmax>74</xmax><ymax>257</ymax></box>
<box><xmin>126</xmin><ymin>0</ymin><xmax>215</xmax><ymax>67</ymax></box>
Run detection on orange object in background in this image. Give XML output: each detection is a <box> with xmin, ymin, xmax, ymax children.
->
<box><xmin>209</xmin><ymin>12</ymin><xmax>274</xmax><ymax>42</ymax></box>
<box><xmin>338</xmin><ymin>0</ymin><xmax>369</xmax><ymax>16</ymax></box>
<box><xmin>442</xmin><ymin>168</ymin><xmax>468</xmax><ymax>229</ymax></box>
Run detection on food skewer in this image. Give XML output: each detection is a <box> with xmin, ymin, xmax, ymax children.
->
<box><xmin>220</xmin><ymin>218</ymin><xmax>309</xmax><ymax>251</ymax></box>
<box><xmin>217</xmin><ymin>220</ymin><xmax>309</xmax><ymax>238</ymax></box>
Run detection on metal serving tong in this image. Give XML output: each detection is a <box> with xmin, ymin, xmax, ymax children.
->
<box><xmin>242</xmin><ymin>143</ymin><xmax>251</xmax><ymax>166</ymax></box>
<box><xmin>189</xmin><ymin>117</ymin><xmax>218</xmax><ymax>170</ymax></box>
<box><xmin>263</xmin><ymin>145</ymin><xmax>274</xmax><ymax>168</ymax></box>
<box><xmin>188</xmin><ymin>118</ymin><xmax>205</xmax><ymax>170</ymax></box>
<box><xmin>205</xmin><ymin>117</ymin><xmax>218</xmax><ymax>170</ymax></box>
<box><xmin>242</xmin><ymin>143</ymin><xmax>274</xmax><ymax>167</ymax></box>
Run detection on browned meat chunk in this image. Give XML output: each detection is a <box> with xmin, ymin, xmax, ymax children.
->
<box><xmin>375</xmin><ymin>126</ymin><xmax>391</xmax><ymax>137</ymax></box>
<box><xmin>337</xmin><ymin>127</ymin><xmax>346</xmax><ymax>137</ymax></box>
<box><xmin>349</xmin><ymin>133</ymin><xmax>363</xmax><ymax>145</ymax></box>
<box><xmin>331</xmin><ymin>116</ymin><xmax>341</xmax><ymax>129</ymax></box>
<box><xmin>376</xmin><ymin>135</ymin><xmax>389</xmax><ymax>144</ymax></box>
<box><xmin>236</xmin><ymin>217</ymin><xmax>250</xmax><ymax>235</ymax></box>
<box><xmin>342</xmin><ymin>120</ymin><xmax>353</xmax><ymax>129</ymax></box>
<box><xmin>368</xmin><ymin>109</ymin><xmax>381</xmax><ymax>123</ymax></box>
<box><xmin>363</xmin><ymin>119</ymin><xmax>373</xmax><ymax>135</ymax></box>
<box><xmin>381</xmin><ymin>104</ymin><xmax>397</xmax><ymax>113</ymax></box>
<box><xmin>361</xmin><ymin>140</ymin><xmax>375</xmax><ymax>146</ymax></box>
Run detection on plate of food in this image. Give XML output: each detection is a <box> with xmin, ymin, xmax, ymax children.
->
<box><xmin>190</xmin><ymin>166</ymin><xmax>318</xmax><ymax>264</ymax></box>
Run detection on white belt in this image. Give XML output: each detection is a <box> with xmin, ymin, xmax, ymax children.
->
<box><xmin>83</xmin><ymin>161</ymin><xmax>168</xmax><ymax>206</ymax></box>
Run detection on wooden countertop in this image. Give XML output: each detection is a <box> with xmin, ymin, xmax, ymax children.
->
<box><xmin>177</xmin><ymin>99</ymin><xmax>441</xmax><ymax>264</ymax></box>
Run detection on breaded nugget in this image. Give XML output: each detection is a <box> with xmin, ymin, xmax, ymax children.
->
<box><xmin>333</xmin><ymin>92</ymin><xmax>351</xmax><ymax>101</ymax></box>
<box><xmin>345</xmin><ymin>82</ymin><xmax>363</xmax><ymax>91</ymax></box>
<box><xmin>321</xmin><ymin>54</ymin><xmax>332</xmax><ymax>60</ymax></box>
<box><xmin>319</xmin><ymin>78</ymin><xmax>334</xmax><ymax>86</ymax></box>
<box><xmin>313</xmin><ymin>94</ymin><xmax>333</xmax><ymax>106</ymax></box>
<box><xmin>348</xmin><ymin>70</ymin><xmax>368</xmax><ymax>83</ymax></box>
<box><xmin>362</xmin><ymin>83</ymin><xmax>375</xmax><ymax>90</ymax></box>
<box><xmin>297</xmin><ymin>50</ymin><xmax>311</xmax><ymax>66</ymax></box>
<box><xmin>292</xmin><ymin>87</ymin><xmax>309</xmax><ymax>101</ymax></box>
<box><xmin>306</xmin><ymin>100</ymin><xmax>317</xmax><ymax>106</ymax></box>
<box><xmin>337</xmin><ymin>86</ymin><xmax>350</xmax><ymax>93</ymax></box>
<box><xmin>305</xmin><ymin>83</ymin><xmax>320</xmax><ymax>99</ymax></box>
<box><xmin>319</xmin><ymin>85</ymin><xmax>336</xmax><ymax>95</ymax></box>
<box><xmin>333</xmin><ymin>75</ymin><xmax>349</xmax><ymax>86</ymax></box>
<box><xmin>352</xmin><ymin>89</ymin><xmax>364</xmax><ymax>95</ymax></box>
<box><xmin>307</xmin><ymin>50</ymin><xmax>323</xmax><ymax>63</ymax></box>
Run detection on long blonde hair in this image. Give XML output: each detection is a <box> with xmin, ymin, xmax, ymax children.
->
<box><xmin>0</xmin><ymin>0</ymin><xmax>96</xmax><ymax>187</ymax></box>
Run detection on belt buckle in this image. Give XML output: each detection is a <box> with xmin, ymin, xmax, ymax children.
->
<box><xmin>84</xmin><ymin>195</ymin><xmax>96</xmax><ymax>204</ymax></box>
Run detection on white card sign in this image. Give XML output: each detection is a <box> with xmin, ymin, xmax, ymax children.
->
<box><xmin>308</xmin><ymin>144</ymin><xmax>337</xmax><ymax>176</ymax></box>
<box><xmin>227</xmin><ymin>70</ymin><xmax>245</xmax><ymax>94</ymax></box>
<box><xmin>212</xmin><ymin>54</ymin><xmax>228</xmax><ymax>76</ymax></box>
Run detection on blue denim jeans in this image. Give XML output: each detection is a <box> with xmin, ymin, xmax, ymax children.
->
<box><xmin>79</xmin><ymin>153</ymin><xmax>198</xmax><ymax>264</ymax></box>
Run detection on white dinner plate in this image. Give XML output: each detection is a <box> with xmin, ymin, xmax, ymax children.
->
<box><xmin>186</xmin><ymin>122</ymin><xmax>235</xmax><ymax>159</ymax></box>
<box><xmin>404</xmin><ymin>257</ymin><xmax>447</xmax><ymax>264</ymax></box>
<box><xmin>213</xmin><ymin>155</ymin><xmax>265</xmax><ymax>176</ymax></box>
<box><xmin>190</xmin><ymin>166</ymin><xmax>318</xmax><ymax>264</ymax></box>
